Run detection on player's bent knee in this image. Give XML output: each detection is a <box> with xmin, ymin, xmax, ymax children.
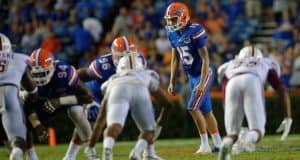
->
<box><xmin>11</xmin><ymin>137</ymin><xmax>26</xmax><ymax>152</ymax></box>
<box><xmin>105</xmin><ymin>123</ymin><xmax>123</xmax><ymax>138</ymax></box>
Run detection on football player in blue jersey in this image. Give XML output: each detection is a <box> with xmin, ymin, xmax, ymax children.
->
<box><xmin>78</xmin><ymin>36</ymin><xmax>170</xmax><ymax>160</ymax></box>
<box><xmin>22</xmin><ymin>48</ymin><xmax>97</xmax><ymax>160</ymax></box>
<box><xmin>164</xmin><ymin>2</ymin><xmax>222</xmax><ymax>154</ymax></box>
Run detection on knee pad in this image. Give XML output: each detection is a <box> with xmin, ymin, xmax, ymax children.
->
<box><xmin>105</xmin><ymin>124</ymin><xmax>122</xmax><ymax>138</ymax></box>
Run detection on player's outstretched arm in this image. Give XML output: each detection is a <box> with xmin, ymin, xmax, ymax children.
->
<box><xmin>88</xmin><ymin>94</ymin><xmax>108</xmax><ymax>147</ymax></box>
<box><xmin>152</xmin><ymin>85</ymin><xmax>174</xmax><ymax>140</ymax></box>
<box><xmin>72</xmin><ymin>80</ymin><xmax>94</xmax><ymax>104</ymax></box>
<box><xmin>267</xmin><ymin>69</ymin><xmax>292</xmax><ymax>140</ymax></box>
<box><xmin>77</xmin><ymin>68</ymin><xmax>94</xmax><ymax>82</ymax></box>
<box><xmin>42</xmin><ymin>80</ymin><xmax>93</xmax><ymax>113</ymax></box>
<box><xmin>152</xmin><ymin>86</ymin><xmax>173</xmax><ymax>126</ymax></box>
<box><xmin>168</xmin><ymin>48</ymin><xmax>179</xmax><ymax>95</ymax></box>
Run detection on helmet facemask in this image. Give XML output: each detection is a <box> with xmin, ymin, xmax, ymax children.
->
<box><xmin>30</xmin><ymin>65</ymin><xmax>55</xmax><ymax>86</ymax></box>
<box><xmin>164</xmin><ymin>2</ymin><xmax>190</xmax><ymax>32</ymax></box>
<box><xmin>116</xmin><ymin>53</ymin><xmax>144</xmax><ymax>73</ymax></box>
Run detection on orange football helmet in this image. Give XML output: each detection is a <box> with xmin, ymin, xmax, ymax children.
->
<box><xmin>111</xmin><ymin>36</ymin><xmax>138</xmax><ymax>66</ymax></box>
<box><xmin>164</xmin><ymin>2</ymin><xmax>190</xmax><ymax>31</ymax></box>
<box><xmin>29</xmin><ymin>48</ymin><xmax>55</xmax><ymax>86</ymax></box>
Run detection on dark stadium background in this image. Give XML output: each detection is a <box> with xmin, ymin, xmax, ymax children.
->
<box><xmin>0</xmin><ymin>0</ymin><xmax>299</xmax><ymax>143</ymax></box>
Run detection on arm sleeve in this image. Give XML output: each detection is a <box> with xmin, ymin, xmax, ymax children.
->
<box><xmin>267</xmin><ymin>69</ymin><xmax>283</xmax><ymax>90</ymax></box>
<box><xmin>192</xmin><ymin>25</ymin><xmax>207</xmax><ymax>48</ymax></box>
<box><xmin>67</xmin><ymin>66</ymin><xmax>79</xmax><ymax>87</ymax></box>
<box><xmin>87</xmin><ymin>60</ymin><xmax>103</xmax><ymax>80</ymax></box>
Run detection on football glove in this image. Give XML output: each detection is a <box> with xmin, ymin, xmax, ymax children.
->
<box><xmin>34</xmin><ymin>124</ymin><xmax>48</xmax><ymax>142</ymax></box>
<box><xmin>276</xmin><ymin>117</ymin><xmax>292</xmax><ymax>141</ymax></box>
<box><xmin>43</xmin><ymin>98</ymin><xmax>60</xmax><ymax>113</ymax></box>
<box><xmin>87</xmin><ymin>105</ymin><xmax>100</xmax><ymax>122</ymax></box>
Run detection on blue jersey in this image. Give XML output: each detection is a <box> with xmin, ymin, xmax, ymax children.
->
<box><xmin>86</xmin><ymin>53</ymin><xmax>146</xmax><ymax>103</ymax></box>
<box><xmin>86</xmin><ymin>54</ymin><xmax>116</xmax><ymax>102</ymax></box>
<box><xmin>166</xmin><ymin>22</ymin><xmax>207</xmax><ymax>76</ymax></box>
<box><xmin>35</xmin><ymin>60</ymin><xmax>79</xmax><ymax>121</ymax></box>
<box><xmin>38</xmin><ymin>60</ymin><xmax>79</xmax><ymax>98</ymax></box>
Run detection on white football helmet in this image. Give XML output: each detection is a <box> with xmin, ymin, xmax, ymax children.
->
<box><xmin>237</xmin><ymin>46</ymin><xmax>263</xmax><ymax>59</ymax></box>
<box><xmin>0</xmin><ymin>33</ymin><xmax>12</xmax><ymax>52</ymax></box>
<box><xmin>116</xmin><ymin>53</ymin><xmax>145</xmax><ymax>73</ymax></box>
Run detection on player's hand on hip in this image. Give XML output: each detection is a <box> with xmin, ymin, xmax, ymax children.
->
<box><xmin>276</xmin><ymin>117</ymin><xmax>292</xmax><ymax>141</ymax></box>
<box><xmin>194</xmin><ymin>85</ymin><xmax>205</xmax><ymax>98</ymax></box>
<box><xmin>43</xmin><ymin>98</ymin><xmax>60</xmax><ymax>113</ymax></box>
<box><xmin>168</xmin><ymin>83</ymin><xmax>175</xmax><ymax>96</ymax></box>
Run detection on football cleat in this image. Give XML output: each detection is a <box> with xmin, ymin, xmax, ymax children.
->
<box><xmin>142</xmin><ymin>150</ymin><xmax>164</xmax><ymax>160</ymax></box>
<box><xmin>84</xmin><ymin>147</ymin><xmax>100</xmax><ymax>160</ymax></box>
<box><xmin>212</xmin><ymin>146</ymin><xmax>220</xmax><ymax>153</ymax></box>
<box><xmin>102</xmin><ymin>148</ymin><xmax>112</xmax><ymax>160</ymax></box>
<box><xmin>232</xmin><ymin>127</ymin><xmax>250</xmax><ymax>155</ymax></box>
<box><xmin>195</xmin><ymin>145</ymin><xmax>211</xmax><ymax>155</ymax></box>
<box><xmin>129</xmin><ymin>149</ymin><xmax>142</xmax><ymax>160</ymax></box>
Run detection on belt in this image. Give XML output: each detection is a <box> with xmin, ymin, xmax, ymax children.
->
<box><xmin>0</xmin><ymin>83</ymin><xmax>18</xmax><ymax>88</ymax></box>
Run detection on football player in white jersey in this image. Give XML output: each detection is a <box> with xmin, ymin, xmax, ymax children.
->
<box><xmin>98</xmin><ymin>51</ymin><xmax>172</xmax><ymax>160</ymax></box>
<box><xmin>217</xmin><ymin>46</ymin><xmax>292</xmax><ymax>160</ymax></box>
<box><xmin>0</xmin><ymin>33</ymin><xmax>36</xmax><ymax>160</ymax></box>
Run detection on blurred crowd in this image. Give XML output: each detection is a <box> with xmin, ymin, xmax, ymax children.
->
<box><xmin>1</xmin><ymin>0</ymin><xmax>300</xmax><ymax>91</ymax></box>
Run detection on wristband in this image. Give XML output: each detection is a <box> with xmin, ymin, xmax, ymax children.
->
<box><xmin>59</xmin><ymin>96</ymin><xmax>78</xmax><ymax>105</ymax></box>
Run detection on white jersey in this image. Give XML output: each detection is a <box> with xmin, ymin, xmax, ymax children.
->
<box><xmin>0</xmin><ymin>52</ymin><xmax>29</xmax><ymax>87</ymax></box>
<box><xmin>102</xmin><ymin>69</ymin><xmax>160</xmax><ymax>94</ymax></box>
<box><xmin>218</xmin><ymin>57</ymin><xmax>281</xmax><ymax>84</ymax></box>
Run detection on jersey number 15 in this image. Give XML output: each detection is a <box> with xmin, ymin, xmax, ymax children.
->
<box><xmin>177</xmin><ymin>46</ymin><xmax>193</xmax><ymax>65</ymax></box>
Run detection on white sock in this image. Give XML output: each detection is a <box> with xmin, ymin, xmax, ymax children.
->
<box><xmin>103</xmin><ymin>136</ymin><xmax>115</xmax><ymax>150</ymax></box>
<box><xmin>200</xmin><ymin>133</ymin><xmax>209</xmax><ymax>147</ymax></box>
<box><xmin>211</xmin><ymin>133</ymin><xmax>222</xmax><ymax>148</ymax></box>
<box><xmin>27</xmin><ymin>147</ymin><xmax>39</xmax><ymax>160</ymax></box>
<box><xmin>10</xmin><ymin>147</ymin><xmax>23</xmax><ymax>160</ymax></box>
<box><xmin>133</xmin><ymin>139</ymin><xmax>148</xmax><ymax>155</ymax></box>
<box><xmin>64</xmin><ymin>142</ymin><xmax>80</xmax><ymax>159</ymax></box>
<box><xmin>145</xmin><ymin>144</ymin><xmax>155</xmax><ymax>155</ymax></box>
<box><xmin>245</xmin><ymin>131</ymin><xmax>259</xmax><ymax>143</ymax></box>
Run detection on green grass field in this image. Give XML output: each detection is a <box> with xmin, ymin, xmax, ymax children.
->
<box><xmin>1</xmin><ymin>134</ymin><xmax>299</xmax><ymax>160</ymax></box>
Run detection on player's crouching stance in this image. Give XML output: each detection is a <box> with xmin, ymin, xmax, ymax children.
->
<box><xmin>99</xmin><ymin>52</ymin><xmax>172</xmax><ymax>160</ymax></box>
<box><xmin>0</xmin><ymin>33</ymin><xmax>37</xmax><ymax>160</ymax></box>
<box><xmin>217</xmin><ymin>46</ymin><xmax>292</xmax><ymax>160</ymax></box>
<box><xmin>22</xmin><ymin>48</ymin><xmax>97</xmax><ymax>160</ymax></box>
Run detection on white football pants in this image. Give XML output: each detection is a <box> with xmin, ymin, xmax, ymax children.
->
<box><xmin>224</xmin><ymin>74</ymin><xmax>266</xmax><ymax>136</ymax></box>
